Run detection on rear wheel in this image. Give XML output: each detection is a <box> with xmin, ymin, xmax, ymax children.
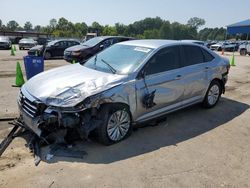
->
<box><xmin>203</xmin><ymin>80</ymin><xmax>222</xmax><ymax>108</ymax></box>
<box><xmin>96</xmin><ymin>104</ymin><xmax>132</xmax><ymax>145</ymax></box>
<box><xmin>44</xmin><ymin>51</ymin><xmax>51</xmax><ymax>59</ymax></box>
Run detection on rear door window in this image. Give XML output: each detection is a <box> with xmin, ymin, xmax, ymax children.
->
<box><xmin>201</xmin><ymin>48</ymin><xmax>214</xmax><ymax>62</ymax></box>
<box><xmin>145</xmin><ymin>46</ymin><xmax>181</xmax><ymax>76</ymax></box>
<box><xmin>182</xmin><ymin>45</ymin><xmax>204</xmax><ymax>67</ymax></box>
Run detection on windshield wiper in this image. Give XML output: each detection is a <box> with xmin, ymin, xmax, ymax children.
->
<box><xmin>100</xmin><ymin>59</ymin><xmax>117</xmax><ymax>74</ymax></box>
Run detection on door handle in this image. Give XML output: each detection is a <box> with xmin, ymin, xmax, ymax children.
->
<box><xmin>175</xmin><ymin>75</ymin><xmax>182</xmax><ymax>80</ymax></box>
<box><xmin>205</xmin><ymin>67</ymin><xmax>210</xmax><ymax>70</ymax></box>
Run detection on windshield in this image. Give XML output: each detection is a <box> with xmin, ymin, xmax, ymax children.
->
<box><xmin>82</xmin><ymin>37</ymin><xmax>104</xmax><ymax>47</ymax></box>
<box><xmin>0</xmin><ymin>36</ymin><xmax>9</xmax><ymax>41</ymax></box>
<box><xmin>84</xmin><ymin>44</ymin><xmax>153</xmax><ymax>75</ymax></box>
<box><xmin>47</xmin><ymin>40</ymin><xmax>57</xmax><ymax>46</ymax></box>
<box><xmin>20</xmin><ymin>38</ymin><xmax>34</xmax><ymax>42</ymax></box>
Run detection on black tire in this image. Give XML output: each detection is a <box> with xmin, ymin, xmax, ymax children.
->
<box><xmin>44</xmin><ymin>51</ymin><xmax>51</xmax><ymax>59</ymax></box>
<box><xmin>19</xmin><ymin>47</ymin><xmax>22</xmax><ymax>50</ymax></box>
<box><xmin>240</xmin><ymin>49</ymin><xmax>247</xmax><ymax>56</ymax></box>
<box><xmin>96</xmin><ymin>104</ymin><xmax>132</xmax><ymax>145</ymax></box>
<box><xmin>203</xmin><ymin>80</ymin><xmax>222</xmax><ymax>108</ymax></box>
<box><xmin>217</xmin><ymin>47</ymin><xmax>222</xmax><ymax>51</ymax></box>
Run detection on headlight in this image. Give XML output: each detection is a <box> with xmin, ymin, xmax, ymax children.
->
<box><xmin>46</xmin><ymin>87</ymin><xmax>83</xmax><ymax>107</ymax></box>
<box><xmin>45</xmin><ymin>81</ymin><xmax>99</xmax><ymax>108</ymax></box>
<box><xmin>71</xmin><ymin>51</ymin><xmax>81</xmax><ymax>56</ymax></box>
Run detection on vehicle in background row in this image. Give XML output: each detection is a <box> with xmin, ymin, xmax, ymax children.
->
<box><xmin>210</xmin><ymin>42</ymin><xmax>238</xmax><ymax>51</ymax></box>
<box><xmin>64</xmin><ymin>36</ymin><xmax>133</xmax><ymax>63</ymax></box>
<box><xmin>222</xmin><ymin>42</ymin><xmax>239</xmax><ymax>52</ymax></box>
<box><xmin>18</xmin><ymin>40</ymin><xmax>230</xmax><ymax>145</ymax></box>
<box><xmin>19</xmin><ymin>38</ymin><xmax>37</xmax><ymax>50</ymax></box>
<box><xmin>0</xmin><ymin>36</ymin><xmax>12</xmax><ymax>49</ymax></box>
<box><xmin>28</xmin><ymin>39</ymin><xmax>80</xmax><ymax>59</ymax></box>
<box><xmin>238</xmin><ymin>41</ymin><xmax>250</xmax><ymax>56</ymax></box>
<box><xmin>206</xmin><ymin>42</ymin><xmax>217</xmax><ymax>48</ymax></box>
<box><xmin>84</xmin><ymin>33</ymin><xmax>98</xmax><ymax>41</ymax></box>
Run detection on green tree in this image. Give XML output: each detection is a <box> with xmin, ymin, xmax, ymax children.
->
<box><xmin>34</xmin><ymin>25</ymin><xmax>42</xmax><ymax>32</ymax></box>
<box><xmin>6</xmin><ymin>20</ymin><xmax>19</xmax><ymax>31</ymax></box>
<box><xmin>143</xmin><ymin>29</ymin><xmax>160</xmax><ymax>39</ymax></box>
<box><xmin>115</xmin><ymin>23</ymin><xmax>127</xmax><ymax>35</ymax></box>
<box><xmin>102</xmin><ymin>25</ymin><xmax>117</xmax><ymax>36</ymax></box>
<box><xmin>24</xmin><ymin>21</ymin><xmax>33</xmax><ymax>30</ymax></box>
<box><xmin>131</xmin><ymin>17</ymin><xmax>164</xmax><ymax>35</ymax></box>
<box><xmin>57</xmin><ymin>17</ymin><xmax>69</xmax><ymax>30</ymax></box>
<box><xmin>0</xmin><ymin>19</ymin><xmax>2</xmax><ymax>28</ymax></box>
<box><xmin>91</xmin><ymin>21</ymin><xmax>103</xmax><ymax>34</ymax></box>
<box><xmin>73</xmin><ymin>22</ymin><xmax>88</xmax><ymax>38</ymax></box>
<box><xmin>187</xmin><ymin>17</ymin><xmax>205</xmax><ymax>29</ymax></box>
<box><xmin>159</xmin><ymin>21</ymin><xmax>172</xmax><ymax>39</ymax></box>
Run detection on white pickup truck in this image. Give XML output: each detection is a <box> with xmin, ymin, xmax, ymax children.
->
<box><xmin>239</xmin><ymin>41</ymin><xmax>250</xmax><ymax>56</ymax></box>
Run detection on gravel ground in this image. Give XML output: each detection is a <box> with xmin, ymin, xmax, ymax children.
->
<box><xmin>0</xmin><ymin>47</ymin><xmax>249</xmax><ymax>188</ymax></box>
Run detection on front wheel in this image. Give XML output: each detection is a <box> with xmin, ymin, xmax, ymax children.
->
<box><xmin>96</xmin><ymin>105</ymin><xmax>132</xmax><ymax>145</ymax></box>
<box><xmin>203</xmin><ymin>80</ymin><xmax>222</xmax><ymax>108</ymax></box>
<box><xmin>240</xmin><ymin>49</ymin><xmax>247</xmax><ymax>56</ymax></box>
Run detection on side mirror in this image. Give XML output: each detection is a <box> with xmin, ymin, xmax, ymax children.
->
<box><xmin>138</xmin><ymin>69</ymin><xmax>146</xmax><ymax>79</ymax></box>
<box><xmin>100</xmin><ymin>44</ymin><xmax>104</xmax><ymax>49</ymax></box>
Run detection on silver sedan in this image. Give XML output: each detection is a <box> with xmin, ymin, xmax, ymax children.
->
<box><xmin>18</xmin><ymin>40</ymin><xmax>230</xmax><ymax>145</ymax></box>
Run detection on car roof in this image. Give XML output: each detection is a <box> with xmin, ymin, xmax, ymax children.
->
<box><xmin>120</xmin><ymin>39</ymin><xmax>183</xmax><ymax>49</ymax></box>
<box><xmin>52</xmin><ymin>39</ymin><xmax>80</xmax><ymax>43</ymax></box>
<box><xmin>181</xmin><ymin>40</ymin><xmax>204</xmax><ymax>43</ymax></box>
<box><xmin>94</xmin><ymin>36</ymin><xmax>133</xmax><ymax>40</ymax></box>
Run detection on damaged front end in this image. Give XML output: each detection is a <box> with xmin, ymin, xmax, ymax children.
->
<box><xmin>18</xmin><ymin>86</ymin><xmax>105</xmax><ymax>144</ymax></box>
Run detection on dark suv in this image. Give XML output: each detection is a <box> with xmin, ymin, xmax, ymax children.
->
<box><xmin>28</xmin><ymin>39</ymin><xmax>80</xmax><ymax>59</ymax></box>
<box><xmin>64</xmin><ymin>36</ymin><xmax>133</xmax><ymax>63</ymax></box>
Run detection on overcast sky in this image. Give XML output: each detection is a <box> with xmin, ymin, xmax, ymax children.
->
<box><xmin>1</xmin><ymin>0</ymin><xmax>249</xmax><ymax>28</ymax></box>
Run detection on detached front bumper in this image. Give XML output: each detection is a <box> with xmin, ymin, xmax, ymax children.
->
<box><xmin>17</xmin><ymin>89</ymin><xmax>100</xmax><ymax>140</ymax></box>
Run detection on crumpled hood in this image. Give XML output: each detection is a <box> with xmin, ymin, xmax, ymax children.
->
<box><xmin>65</xmin><ymin>45</ymin><xmax>90</xmax><ymax>52</ymax></box>
<box><xmin>22</xmin><ymin>64</ymin><xmax>127</xmax><ymax>107</ymax></box>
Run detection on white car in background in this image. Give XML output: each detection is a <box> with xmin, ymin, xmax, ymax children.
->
<box><xmin>0</xmin><ymin>36</ymin><xmax>12</xmax><ymax>49</ymax></box>
<box><xmin>238</xmin><ymin>41</ymin><xmax>250</xmax><ymax>56</ymax></box>
<box><xmin>210</xmin><ymin>42</ymin><xmax>238</xmax><ymax>52</ymax></box>
<box><xmin>19</xmin><ymin>38</ymin><xmax>37</xmax><ymax>50</ymax></box>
